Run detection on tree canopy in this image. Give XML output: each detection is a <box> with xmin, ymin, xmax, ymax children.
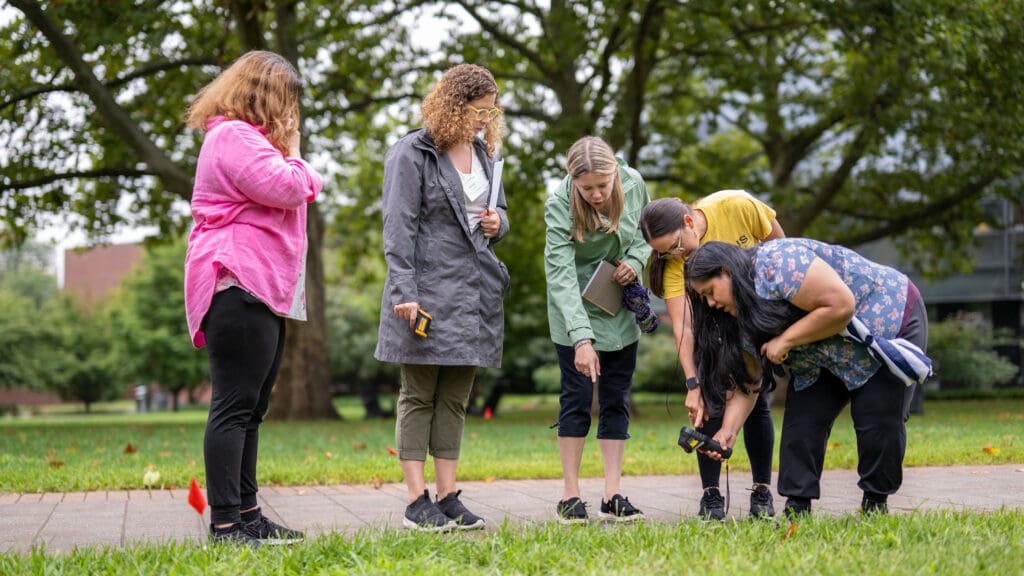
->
<box><xmin>4</xmin><ymin>1</ymin><xmax>1023</xmax><ymax>410</ymax></box>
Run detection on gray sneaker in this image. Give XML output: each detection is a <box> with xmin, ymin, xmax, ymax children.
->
<box><xmin>436</xmin><ymin>490</ymin><xmax>485</xmax><ymax>530</ymax></box>
<box><xmin>404</xmin><ymin>490</ymin><xmax>455</xmax><ymax>532</ymax></box>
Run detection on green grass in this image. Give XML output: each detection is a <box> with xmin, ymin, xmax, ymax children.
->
<box><xmin>1</xmin><ymin>510</ymin><xmax>1021</xmax><ymax>574</ymax></box>
<box><xmin>0</xmin><ymin>396</ymin><xmax>1020</xmax><ymax>493</ymax></box>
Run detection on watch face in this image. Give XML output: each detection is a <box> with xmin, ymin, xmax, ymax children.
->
<box><xmin>685</xmin><ymin>377</ymin><xmax>699</xmax><ymax>390</ymax></box>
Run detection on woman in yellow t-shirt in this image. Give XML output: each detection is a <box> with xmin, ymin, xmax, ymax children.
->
<box><xmin>639</xmin><ymin>190</ymin><xmax>784</xmax><ymax>521</ymax></box>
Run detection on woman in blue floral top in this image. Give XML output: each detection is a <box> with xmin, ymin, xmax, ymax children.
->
<box><xmin>683</xmin><ymin>239</ymin><xmax>929</xmax><ymax>516</ymax></box>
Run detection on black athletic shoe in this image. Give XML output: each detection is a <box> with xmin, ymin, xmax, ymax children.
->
<box><xmin>599</xmin><ymin>494</ymin><xmax>644</xmax><ymax>522</ymax></box>
<box><xmin>209</xmin><ymin>522</ymin><xmax>261</xmax><ymax>548</ymax></box>
<box><xmin>555</xmin><ymin>497</ymin><xmax>589</xmax><ymax>524</ymax></box>
<box><xmin>861</xmin><ymin>493</ymin><xmax>889</xmax><ymax>515</ymax></box>
<box><xmin>749</xmin><ymin>485</ymin><xmax>776</xmax><ymax>518</ymax></box>
<box><xmin>783</xmin><ymin>497</ymin><xmax>812</xmax><ymax>520</ymax></box>
<box><xmin>404</xmin><ymin>490</ymin><xmax>455</xmax><ymax>532</ymax></box>
<box><xmin>241</xmin><ymin>508</ymin><xmax>304</xmax><ymax>545</ymax></box>
<box><xmin>436</xmin><ymin>490</ymin><xmax>485</xmax><ymax>530</ymax></box>
<box><xmin>698</xmin><ymin>487</ymin><xmax>726</xmax><ymax>521</ymax></box>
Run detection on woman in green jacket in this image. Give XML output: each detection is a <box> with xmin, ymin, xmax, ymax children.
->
<box><xmin>544</xmin><ymin>136</ymin><xmax>652</xmax><ymax>524</ymax></box>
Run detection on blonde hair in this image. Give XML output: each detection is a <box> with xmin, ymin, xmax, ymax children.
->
<box><xmin>185</xmin><ymin>50</ymin><xmax>302</xmax><ymax>155</ymax></box>
<box><xmin>421</xmin><ymin>64</ymin><xmax>504</xmax><ymax>156</ymax></box>
<box><xmin>566</xmin><ymin>136</ymin><xmax>624</xmax><ymax>242</ymax></box>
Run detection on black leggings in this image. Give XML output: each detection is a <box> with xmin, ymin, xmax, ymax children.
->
<box><xmin>696</xmin><ymin>391</ymin><xmax>774</xmax><ymax>488</ymax></box>
<box><xmin>203</xmin><ymin>287</ymin><xmax>285</xmax><ymax>525</ymax></box>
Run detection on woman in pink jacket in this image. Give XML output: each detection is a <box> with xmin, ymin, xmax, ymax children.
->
<box><xmin>184</xmin><ymin>50</ymin><xmax>321</xmax><ymax>547</ymax></box>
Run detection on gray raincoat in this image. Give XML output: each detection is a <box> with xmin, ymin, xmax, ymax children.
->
<box><xmin>374</xmin><ymin>129</ymin><xmax>510</xmax><ymax>368</ymax></box>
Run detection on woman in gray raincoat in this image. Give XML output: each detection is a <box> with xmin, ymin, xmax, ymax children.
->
<box><xmin>374</xmin><ymin>64</ymin><xmax>509</xmax><ymax>532</ymax></box>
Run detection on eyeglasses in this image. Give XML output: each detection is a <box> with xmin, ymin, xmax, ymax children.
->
<box><xmin>658</xmin><ymin>230</ymin><xmax>686</xmax><ymax>260</ymax></box>
<box><xmin>467</xmin><ymin>104</ymin><xmax>502</xmax><ymax>120</ymax></box>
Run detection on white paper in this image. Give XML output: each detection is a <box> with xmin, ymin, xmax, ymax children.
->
<box><xmin>487</xmin><ymin>159</ymin><xmax>504</xmax><ymax>212</ymax></box>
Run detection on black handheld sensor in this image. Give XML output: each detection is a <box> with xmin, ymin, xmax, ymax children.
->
<box><xmin>677</xmin><ymin>426</ymin><xmax>733</xmax><ymax>459</ymax></box>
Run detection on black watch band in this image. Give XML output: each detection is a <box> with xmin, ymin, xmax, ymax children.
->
<box><xmin>685</xmin><ymin>377</ymin><xmax>700</xmax><ymax>390</ymax></box>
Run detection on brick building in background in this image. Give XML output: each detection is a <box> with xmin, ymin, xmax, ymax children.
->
<box><xmin>62</xmin><ymin>242</ymin><xmax>144</xmax><ymax>306</ymax></box>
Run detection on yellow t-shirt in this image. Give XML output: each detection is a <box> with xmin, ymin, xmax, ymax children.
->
<box><xmin>662</xmin><ymin>190</ymin><xmax>777</xmax><ymax>299</ymax></box>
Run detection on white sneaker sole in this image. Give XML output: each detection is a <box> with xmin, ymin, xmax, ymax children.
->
<box><xmin>598</xmin><ymin>512</ymin><xmax>644</xmax><ymax>522</ymax></box>
<box><xmin>402</xmin><ymin>518</ymin><xmax>456</xmax><ymax>532</ymax></box>
<box><xmin>452</xmin><ymin>518</ymin><xmax>486</xmax><ymax>530</ymax></box>
<box><xmin>555</xmin><ymin>514</ymin><xmax>589</xmax><ymax>525</ymax></box>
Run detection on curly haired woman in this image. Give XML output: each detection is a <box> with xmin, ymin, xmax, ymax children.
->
<box><xmin>374</xmin><ymin>64</ymin><xmax>510</xmax><ymax>531</ymax></box>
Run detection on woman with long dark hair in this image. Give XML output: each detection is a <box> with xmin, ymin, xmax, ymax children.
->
<box><xmin>685</xmin><ymin>239</ymin><xmax>931</xmax><ymax>517</ymax></box>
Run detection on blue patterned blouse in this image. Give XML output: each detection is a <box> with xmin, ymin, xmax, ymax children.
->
<box><xmin>753</xmin><ymin>238</ymin><xmax>909</xmax><ymax>391</ymax></box>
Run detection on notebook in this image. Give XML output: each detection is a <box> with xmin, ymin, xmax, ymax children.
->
<box><xmin>581</xmin><ymin>260</ymin><xmax>623</xmax><ymax>316</ymax></box>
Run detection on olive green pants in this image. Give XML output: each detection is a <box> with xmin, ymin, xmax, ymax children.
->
<box><xmin>395</xmin><ymin>364</ymin><xmax>476</xmax><ymax>461</ymax></box>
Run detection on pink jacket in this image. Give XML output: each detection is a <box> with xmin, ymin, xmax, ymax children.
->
<box><xmin>184</xmin><ymin>116</ymin><xmax>322</xmax><ymax>347</ymax></box>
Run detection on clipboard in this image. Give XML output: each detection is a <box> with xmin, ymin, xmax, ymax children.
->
<box><xmin>487</xmin><ymin>159</ymin><xmax>504</xmax><ymax>212</ymax></box>
<box><xmin>581</xmin><ymin>260</ymin><xmax>623</xmax><ymax>316</ymax></box>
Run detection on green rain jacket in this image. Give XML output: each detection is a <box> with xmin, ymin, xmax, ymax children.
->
<box><xmin>543</xmin><ymin>158</ymin><xmax>652</xmax><ymax>351</ymax></box>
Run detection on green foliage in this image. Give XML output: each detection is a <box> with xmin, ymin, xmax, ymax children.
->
<box><xmin>530</xmin><ymin>363</ymin><xmax>561</xmax><ymax>395</ymax></box>
<box><xmin>6</xmin><ymin>0</ymin><xmax>1024</xmax><ymax>399</ymax></box>
<box><xmin>928</xmin><ymin>316</ymin><xmax>1020</xmax><ymax>389</ymax></box>
<box><xmin>116</xmin><ymin>238</ymin><xmax>209</xmax><ymax>410</ymax></box>
<box><xmin>44</xmin><ymin>297</ymin><xmax>128</xmax><ymax>412</ymax></box>
<box><xmin>324</xmin><ymin>281</ymin><xmax>398</xmax><ymax>394</ymax></box>
<box><xmin>0</xmin><ymin>291</ymin><xmax>61</xmax><ymax>391</ymax></box>
<box><xmin>633</xmin><ymin>331</ymin><xmax>684</xmax><ymax>394</ymax></box>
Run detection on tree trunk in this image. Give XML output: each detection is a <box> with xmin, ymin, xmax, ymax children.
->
<box><xmin>267</xmin><ymin>203</ymin><xmax>340</xmax><ymax>420</ymax></box>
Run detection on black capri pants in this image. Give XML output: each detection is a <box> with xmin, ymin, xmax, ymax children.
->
<box><xmin>555</xmin><ymin>341</ymin><xmax>638</xmax><ymax>440</ymax></box>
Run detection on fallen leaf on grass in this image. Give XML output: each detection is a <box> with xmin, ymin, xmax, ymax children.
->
<box><xmin>372</xmin><ymin>477</ymin><xmax>384</xmax><ymax>489</ymax></box>
<box><xmin>158</xmin><ymin>452</ymin><xmax>172</xmax><ymax>458</ymax></box>
<box><xmin>469</xmin><ymin>432</ymin><xmax>478</xmax><ymax>439</ymax></box>
<box><xmin>124</xmin><ymin>443</ymin><xmax>138</xmax><ymax>454</ymax></box>
<box><xmin>387</xmin><ymin>447</ymin><xmax>398</xmax><ymax>456</ymax></box>
<box><xmin>48</xmin><ymin>460</ymin><xmax>65</xmax><ymax>468</ymax></box>
<box><xmin>782</xmin><ymin>523</ymin><xmax>797</xmax><ymax>541</ymax></box>
<box><xmin>485</xmin><ymin>476</ymin><xmax>496</xmax><ymax>483</ymax></box>
<box><xmin>982</xmin><ymin>446</ymin><xmax>1000</xmax><ymax>455</ymax></box>
<box><xmin>625</xmin><ymin>457</ymin><xmax>636</xmax><ymax>464</ymax></box>
<box><xmin>324</xmin><ymin>451</ymin><xmax>333</xmax><ymax>460</ymax></box>
<box><xmin>827</xmin><ymin>443</ymin><xmax>843</xmax><ymax>450</ymax></box>
<box><xmin>351</xmin><ymin>442</ymin><xmax>367</xmax><ymax>451</ymax></box>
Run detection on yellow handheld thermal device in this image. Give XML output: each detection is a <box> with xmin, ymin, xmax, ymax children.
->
<box><xmin>414</xmin><ymin>308</ymin><xmax>433</xmax><ymax>338</ymax></box>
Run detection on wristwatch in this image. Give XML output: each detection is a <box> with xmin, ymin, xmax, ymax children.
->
<box><xmin>685</xmin><ymin>376</ymin><xmax>700</xmax><ymax>391</ymax></box>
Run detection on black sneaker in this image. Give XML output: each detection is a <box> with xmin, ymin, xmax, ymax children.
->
<box><xmin>783</xmin><ymin>497</ymin><xmax>812</xmax><ymax>520</ymax></box>
<box><xmin>209</xmin><ymin>522</ymin><xmax>261</xmax><ymax>548</ymax></box>
<box><xmin>749</xmin><ymin>484</ymin><xmax>775</xmax><ymax>518</ymax></box>
<box><xmin>555</xmin><ymin>497</ymin><xmax>589</xmax><ymax>524</ymax></box>
<box><xmin>698</xmin><ymin>487</ymin><xmax>726</xmax><ymax>521</ymax></box>
<box><xmin>404</xmin><ymin>490</ymin><xmax>455</xmax><ymax>532</ymax></box>
<box><xmin>599</xmin><ymin>494</ymin><xmax>644</xmax><ymax>522</ymax></box>
<box><xmin>436</xmin><ymin>490</ymin><xmax>485</xmax><ymax>530</ymax></box>
<box><xmin>241</xmin><ymin>508</ymin><xmax>304</xmax><ymax>545</ymax></box>
<box><xmin>861</xmin><ymin>493</ymin><xmax>889</xmax><ymax>515</ymax></box>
